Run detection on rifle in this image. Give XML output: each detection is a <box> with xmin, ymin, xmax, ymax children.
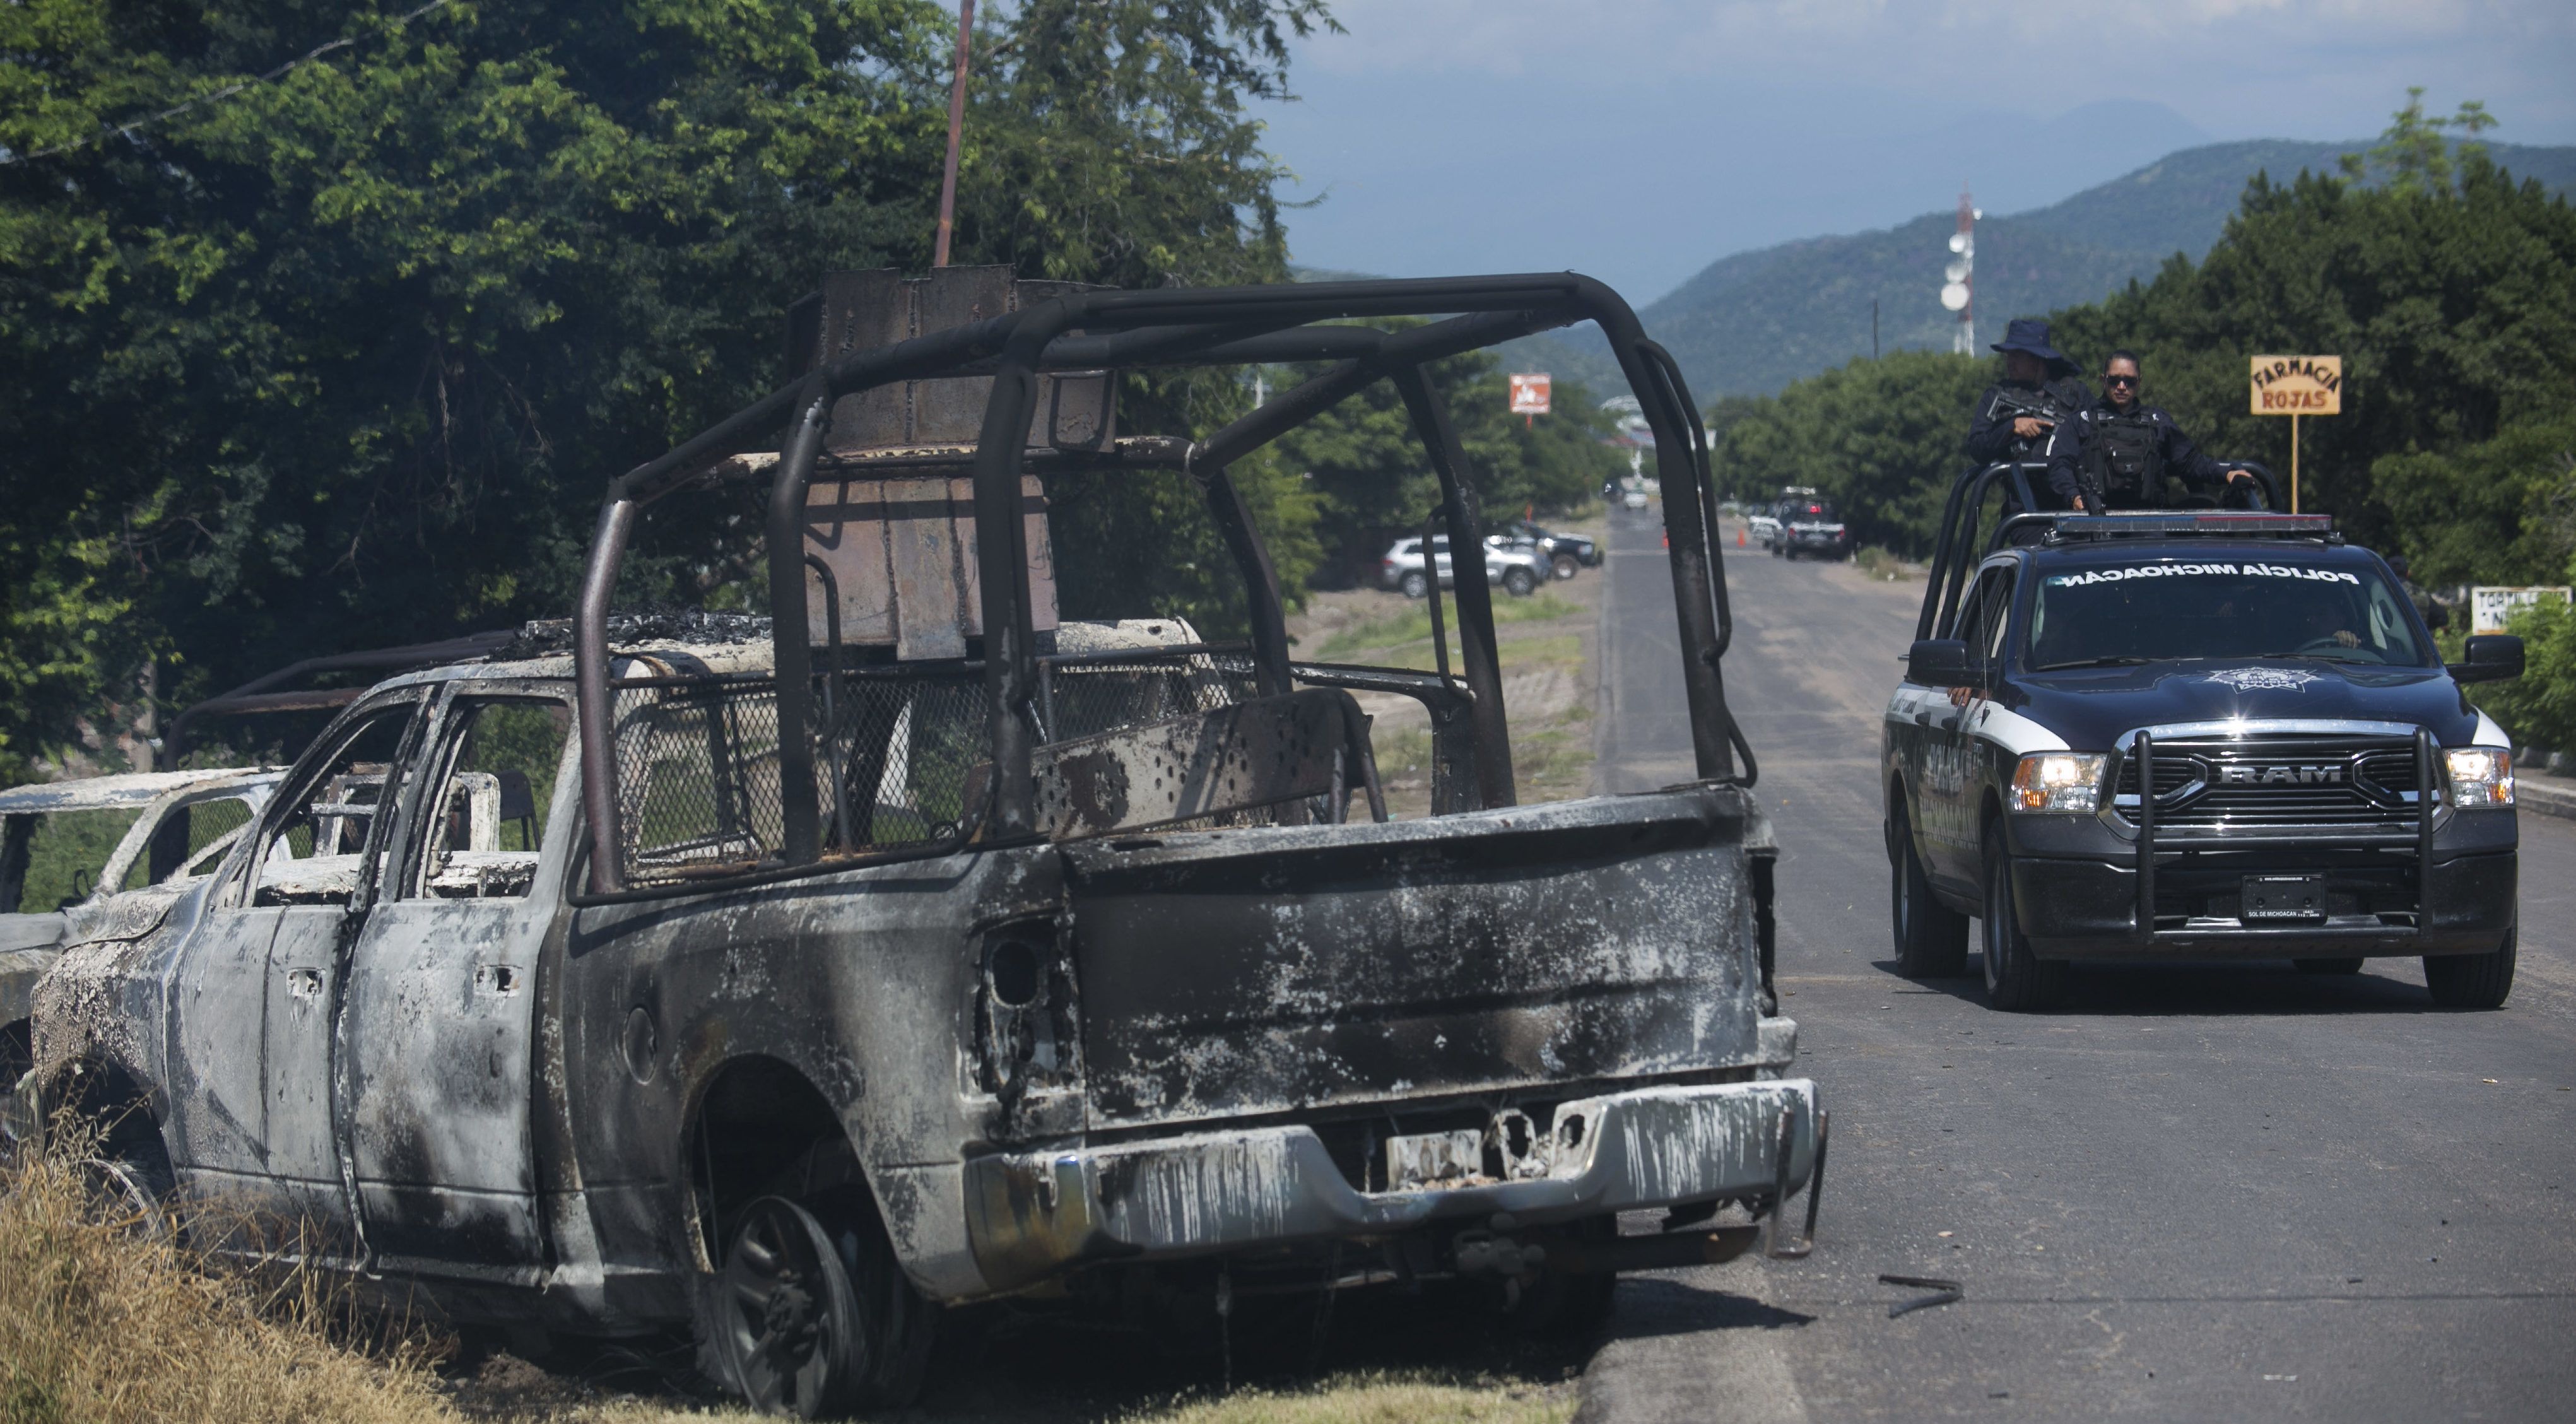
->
<box><xmin>1987</xmin><ymin>384</ymin><xmax>2070</xmax><ymax>433</ymax></box>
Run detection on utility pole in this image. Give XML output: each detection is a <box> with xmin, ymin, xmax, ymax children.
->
<box><xmin>932</xmin><ymin>1</ymin><xmax>975</xmax><ymax>268</ymax></box>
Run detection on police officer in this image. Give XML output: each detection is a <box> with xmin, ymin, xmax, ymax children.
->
<box><xmin>1966</xmin><ymin>319</ymin><xmax>2092</xmax><ymax>469</ymax></box>
<box><xmin>2047</xmin><ymin>350</ymin><xmax>2256</xmax><ymax>513</ymax></box>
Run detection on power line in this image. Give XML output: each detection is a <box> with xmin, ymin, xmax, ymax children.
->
<box><xmin>1</xmin><ymin>0</ymin><xmax>453</xmax><ymax>168</ymax></box>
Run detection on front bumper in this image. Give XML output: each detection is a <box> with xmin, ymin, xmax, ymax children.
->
<box><xmin>962</xmin><ymin>1078</ymin><xmax>1818</xmax><ymax>1292</ymax></box>
<box><xmin>2013</xmin><ymin>849</ymin><xmax>2515</xmax><ymax>958</ymax></box>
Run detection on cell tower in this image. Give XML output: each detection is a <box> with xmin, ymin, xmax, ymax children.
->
<box><xmin>1941</xmin><ymin>185</ymin><xmax>1977</xmax><ymax>355</ymax></box>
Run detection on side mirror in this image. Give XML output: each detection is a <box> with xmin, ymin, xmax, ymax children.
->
<box><xmin>2449</xmin><ymin>634</ymin><xmax>2524</xmax><ymax>685</ymax></box>
<box><xmin>1907</xmin><ymin>638</ymin><xmax>1973</xmax><ymax>688</ymax></box>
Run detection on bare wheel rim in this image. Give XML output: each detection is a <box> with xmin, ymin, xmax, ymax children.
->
<box><xmin>720</xmin><ymin>1199</ymin><xmax>843</xmax><ymax>1415</ymax></box>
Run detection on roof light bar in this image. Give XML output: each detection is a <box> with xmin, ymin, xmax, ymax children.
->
<box><xmin>2052</xmin><ymin>512</ymin><xmax>2334</xmax><ymax>538</ymax></box>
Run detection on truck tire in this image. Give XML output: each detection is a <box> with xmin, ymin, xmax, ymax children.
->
<box><xmin>1890</xmin><ymin>804</ymin><xmax>1968</xmax><ymax>977</ymax></box>
<box><xmin>1503</xmin><ymin>567</ymin><xmax>1538</xmax><ymax>597</ymax></box>
<box><xmin>1399</xmin><ymin>571</ymin><xmax>1429</xmax><ymax>600</ymax></box>
<box><xmin>710</xmin><ymin>1192</ymin><xmax>934</xmax><ymax>1416</ymax></box>
<box><xmin>2424</xmin><ymin>929</ymin><xmax>2515</xmax><ymax>1009</ymax></box>
<box><xmin>1552</xmin><ymin>552</ymin><xmax>1580</xmax><ymax>581</ymax></box>
<box><xmin>2293</xmin><ymin>958</ymin><xmax>2364</xmax><ymax>975</ymax></box>
<box><xmin>1980</xmin><ymin>828</ymin><xmax>2067</xmax><ymax>1011</ymax></box>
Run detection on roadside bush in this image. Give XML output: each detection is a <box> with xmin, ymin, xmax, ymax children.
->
<box><xmin>2461</xmin><ymin>594</ymin><xmax>2576</xmax><ymax>755</ymax></box>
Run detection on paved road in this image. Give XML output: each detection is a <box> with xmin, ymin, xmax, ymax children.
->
<box><xmin>1582</xmin><ymin>503</ymin><xmax>2576</xmax><ymax>1422</ymax></box>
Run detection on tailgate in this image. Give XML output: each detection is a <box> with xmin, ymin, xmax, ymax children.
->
<box><xmin>1058</xmin><ymin>787</ymin><xmax>1769</xmax><ymax>1129</ymax></box>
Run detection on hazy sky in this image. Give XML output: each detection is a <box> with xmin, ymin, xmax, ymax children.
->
<box><xmin>1257</xmin><ymin>0</ymin><xmax>2576</xmax><ymax>303</ymax></box>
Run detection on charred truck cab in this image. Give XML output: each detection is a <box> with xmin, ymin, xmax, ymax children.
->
<box><xmin>1885</xmin><ymin>480</ymin><xmax>2522</xmax><ymax>1012</ymax></box>
<box><xmin>31</xmin><ymin>270</ymin><xmax>1817</xmax><ymax>1415</ymax></box>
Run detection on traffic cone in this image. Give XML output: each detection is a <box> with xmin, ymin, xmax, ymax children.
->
<box><xmin>1736</xmin><ymin>525</ymin><xmax>1746</xmax><ymax>547</ymax></box>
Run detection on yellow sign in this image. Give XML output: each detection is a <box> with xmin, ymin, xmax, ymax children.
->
<box><xmin>2249</xmin><ymin>355</ymin><xmax>2343</xmax><ymax>415</ymax></box>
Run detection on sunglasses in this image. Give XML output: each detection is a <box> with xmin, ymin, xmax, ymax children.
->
<box><xmin>2104</xmin><ymin>373</ymin><xmax>2140</xmax><ymax>387</ymax></box>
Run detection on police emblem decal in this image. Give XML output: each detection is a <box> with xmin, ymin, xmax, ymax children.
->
<box><xmin>2205</xmin><ymin>666</ymin><xmax>2319</xmax><ymax>692</ymax></box>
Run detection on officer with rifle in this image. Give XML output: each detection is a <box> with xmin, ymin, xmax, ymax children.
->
<box><xmin>2046</xmin><ymin>350</ymin><xmax>2257</xmax><ymax>514</ymax></box>
<box><xmin>1965</xmin><ymin>319</ymin><xmax>2092</xmax><ymax>472</ymax></box>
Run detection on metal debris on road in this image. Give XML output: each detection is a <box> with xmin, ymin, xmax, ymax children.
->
<box><xmin>1879</xmin><ymin>1273</ymin><xmax>1964</xmax><ymax>1318</ymax></box>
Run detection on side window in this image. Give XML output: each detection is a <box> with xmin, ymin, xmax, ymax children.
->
<box><xmin>1980</xmin><ymin>571</ymin><xmax>2017</xmax><ymax>671</ymax></box>
<box><xmin>409</xmin><ymin>698</ymin><xmax>572</xmax><ymax>900</ymax></box>
<box><xmin>1951</xmin><ymin>570</ymin><xmax>2014</xmax><ymax>683</ymax></box>
<box><xmin>250</xmin><ymin>703</ymin><xmax>420</xmax><ymax>907</ymax></box>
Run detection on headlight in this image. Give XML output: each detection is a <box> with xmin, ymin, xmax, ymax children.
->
<box><xmin>2011</xmin><ymin>752</ymin><xmax>2108</xmax><ymax>813</ymax></box>
<box><xmin>2445</xmin><ymin>746</ymin><xmax>2515</xmax><ymax>808</ymax></box>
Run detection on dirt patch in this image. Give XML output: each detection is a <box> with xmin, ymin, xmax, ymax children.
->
<box><xmin>1289</xmin><ymin>559</ymin><xmax>1605</xmax><ymax>817</ymax></box>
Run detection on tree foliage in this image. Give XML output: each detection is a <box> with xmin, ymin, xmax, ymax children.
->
<box><xmin>1259</xmin><ymin>339</ymin><xmax>1624</xmax><ymax>582</ymax></box>
<box><xmin>1711</xmin><ymin>92</ymin><xmax>2576</xmax><ymax>574</ymax></box>
<box><xmin>0</xmin><ymin>0</ymin><xmax>1327</xmax><ymax>773</ymax></box>
<box><xmin>1710</xmin><ymin>350</ymin><xmax>1993</xmax><ymax>555</ymax></box>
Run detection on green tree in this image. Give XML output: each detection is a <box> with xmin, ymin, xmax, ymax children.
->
<box><xmin>2372</xmin><ymin>413</ymin><xmax>2576</xmax><ymax>587</ymax></box>
<box><xmin>1710</xmin><ymin>350</ymin><xmax>1993</xmax><ymax>555</ymax></box>
<box><xmin>0</xmin><ymin>0</ymin><xmax>1327</xmax><ymax>768</ymax></box>
<box><xmin>2047</xmin><ymin>130</ymin><xmax>2576</xmax><ymax>550</ymax></box>
<box><xmin>1259</xmin><ymin>339</ymin><xmax>1623</xmax><ymax>583</ymax></box>
<box><xmin>2338</xmin><ymin>87</ymin><xmax>2499</xmax><ymax>199</ymax></box>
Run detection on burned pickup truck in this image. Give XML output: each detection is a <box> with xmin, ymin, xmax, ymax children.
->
<box><xmin>31</xmin><ymin>271</ymin><xmax>1817</xmax><ymax>1415</ymax></box>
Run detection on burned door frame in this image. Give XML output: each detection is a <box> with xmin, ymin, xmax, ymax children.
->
<box><xmin>570</xmin><ymin>273</ymin><xmax>1751</xmax><ymax>903</ymax></box>
<box><xmin>174</xmin><ymin>686</ymin><xmax>432</xmax><ymax>1256</ymax></box>
<box><xmin>336</xmin><ymin>679</ymin><xmax>575</xmax><ymax>1283</ymax></box>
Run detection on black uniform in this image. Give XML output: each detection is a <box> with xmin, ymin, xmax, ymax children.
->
<box><xmin>1965</xmin><ymin>376</ymin><xmax>2093</xmax><ymax>467</ymax></box>
<box><xmin>2045</xmin><ymin>399</ymin><xmax>2235</xmax><ymax>510</ymax></box>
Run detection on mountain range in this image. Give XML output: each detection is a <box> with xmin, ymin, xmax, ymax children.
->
<box><xmin>1492</xmin><ymin>139</ymin><xmax>2576</xmax><ymax>402</ymax></box>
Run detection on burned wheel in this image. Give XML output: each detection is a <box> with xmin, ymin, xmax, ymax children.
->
<box><xmin>712</xmin><ymin>1194</ymin><xmax>932</xmax><ymax>1416</ymax></box>
<box><xmin>2424</xmin><ymin>929</ymin><xmax>2515</xmax><ymax>1009</ymax></box>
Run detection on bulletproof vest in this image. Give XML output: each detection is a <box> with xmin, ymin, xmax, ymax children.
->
<box><xmin>2086</xmin><ymin>409</ymin><xmax>2164</xmax><ymax>502</ymax></box>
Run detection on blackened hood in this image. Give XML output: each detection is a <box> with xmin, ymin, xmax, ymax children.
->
<box><xmin>2002</xmin><ymin>658</ymin><xmax>2486</xmax><ymax>750</ymax></box>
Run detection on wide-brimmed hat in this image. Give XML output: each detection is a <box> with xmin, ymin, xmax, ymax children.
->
<box><xmin>1992</xmin><ymin>318</ymin><xmax>2072</xmax><ymax>371</ymax></box>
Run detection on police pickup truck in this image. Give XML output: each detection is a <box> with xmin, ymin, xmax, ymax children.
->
<box><xmin>1884</xmin><ymin>510</ymin><xmax>2523</xmax><ymax>1011</ymax></box>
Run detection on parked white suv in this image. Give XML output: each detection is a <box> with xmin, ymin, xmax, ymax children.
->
<box><xmin>1380</xmin><ymin>533</ymin><xmax>1549</xmax><ymax>599</ymax></box>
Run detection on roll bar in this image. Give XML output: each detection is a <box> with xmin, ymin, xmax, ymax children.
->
<box><xmin>572</xmin><ymin>273</ymin><xmax>1746</xmax><ymax>895</ymax></box>
<box><xmin>1914</xmin><ymin>461</ymin><xmax>2285</xmax><ymax>642</ymax></box>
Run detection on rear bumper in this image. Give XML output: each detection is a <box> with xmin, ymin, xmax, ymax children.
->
<box><xmin>961</xmin><ymin>1078</ymin><xmax>1818</xmax><ymax>1293</ymax></box>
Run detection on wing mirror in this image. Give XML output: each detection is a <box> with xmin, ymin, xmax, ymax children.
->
<box><xmin>1907</xmin><ymin>638</ymin><xmax>1974</xmax><ymax>689</ymax></box>
<box><xmin>2447</xmin><ymin>634</ymin><xmax>2524</xmax><ymax>685</ymax></box>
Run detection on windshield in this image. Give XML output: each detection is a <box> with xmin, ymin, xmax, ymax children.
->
<box><xmin>2026</xmin><ymin>557</ymin><xmax>2432</xmax><ymax>670</ymax></box>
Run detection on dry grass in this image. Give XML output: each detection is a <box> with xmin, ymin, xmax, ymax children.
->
<box><xmin>1117</xmin><ymin>1372</ymin><xmax>1574</xmax><ymax>1424</ymax></box>
<box><xmin>0</xmin><ymin>1129</ymin><xmax>1580</xmax><ymax>1424</ymax></box>
<box><xmin>0</xmin><ymin>1134</ymin><xmax>459</xmax><ymax>1424</ymax></box>
<box><xmin>1852</xmin><ymin>546</ymin><xmax>1913</xmax><ymax>582</ymax></box>
<box><xmin>560</xmin><ymin>1370</ymin><xmax>1573</xmax><ymax>1424</ymax></box>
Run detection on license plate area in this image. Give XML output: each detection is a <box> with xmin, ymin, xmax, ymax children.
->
<box><xmin>2242</xmin><ymin>873</ymin><xmax>2328</xmax><ymax>922</ymax></box>
<box><xmin>1384</xmin><ymin>1129</ymin><xmax>1489</xmax><ymax>1190</ymax></box>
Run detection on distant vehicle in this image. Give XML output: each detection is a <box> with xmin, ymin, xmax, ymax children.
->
<box><xmin>1886</xmin><ymin>495</ymin><xmax>2522</xmax><ymax>1012</ymax></box>
<box><xmin>1775</xmin><ymin>499</ymin><xmax>1852</xmax><ymax>562</ymax></box>
<box><xmin>1505</xmin><ymin>521</ymin><xmax>1601</xmax><ymax>580</ymax></box>
<box><xmin>1381</xmin><ymin>533</ymin><xmax>1550</xmax><ymax>598</ymax></box>
<box><xmin>1620</xmin><ymin>486</ymin><xmax>1651</xmax><ymax>510</ymax></box>
<box><xmin>1</xmin><ymin>767</ymin><xmax>285</xmax><ymax>1110</ymax></box>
